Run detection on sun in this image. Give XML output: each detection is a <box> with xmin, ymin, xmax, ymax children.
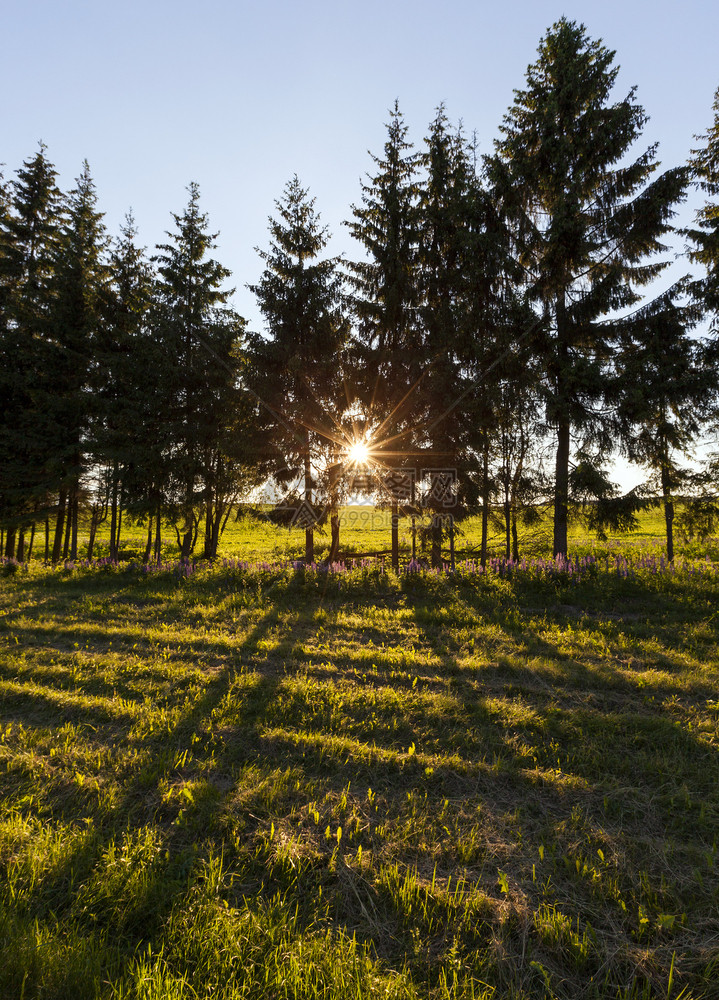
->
<box><xmin>346</xmin><ymin>440</ymin><xmax>371</xmax><ymax>466</ymax></box>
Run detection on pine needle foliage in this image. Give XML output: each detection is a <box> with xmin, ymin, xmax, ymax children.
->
<box><xmin>152</xmin><ymin>183</ymin><xmax>245</xmax><ymax>559</ymax></box>
<box><xmin>0</xmin><ymin>147</ymin><xmax>63</xmax><ymax>553</ymax></box>
<box><xmin>687</xmin><ymin>86</ymin><xmax>719</xmax><ymax>325</ymax></box>
<box><xmin>345</xmin><ymin>101</ymin><xmax>424</xmax><ymax>442</ymax></box>
<box><xmin>489</xmin><ymin>17</ymin><xmax>688</xmax><ymax>557</ymax></box>
<box><xmin>248</xmin><ymin>176</ymin><xmax>349</xmax><ymax>562</ymax></box>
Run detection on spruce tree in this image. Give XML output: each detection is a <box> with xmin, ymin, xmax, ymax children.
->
<box><xmin>0</xmin><ymin>146</ymin><xmax>63</xmax><ymax>559</ymax></box>
<box><xmin>458</xmin><ymin>139</ymin><xmax>532</xmax><ymax>566</ymax></box>
<box><xmin>95</xmin><ymin>214</ymin><xmax>157</xmax><ymax>560</ymax></box>
<box><xmin>490</xmin><ymin>18</ymin><xmax>687</xmax><ymax>556</ymax></box>
<box><xmin>682</xmin><ymin>88</ymin><xmax>719</xmax><ymax>526</ymax></box>
<box><xmin>416</xmin><ymin>109</ymin><xmax>471</xmax><ymax>564</ymax></box>
<box><xmin>687</xmin><ymin>86</ymin><xmax>719</xmax><ymax>326</ymax></box>
<box><xmin>0</xmin><ymin>168</ymin><xmax>10</xmax><ymax>317</ymax></box>
<box><xmin>48</xmin><ymin>161</ymin><xmax>110</xmax><ymax>561</ymax></box>
<box><xmin>614</xmin><ymin>290</ymin><xmax>709</xmax><ymax>560</ymax></box>
<box><xmin>345</xmin><ymin>103</ymin><xmax>423</xmax><ymax>568</ymax></box>
<box><xmin>152</xmin><ymin>183</ymin><xmax>245</xmax><ymax>559</ymax></box>
<box><xmin>249</xmin><ymin>176</ymin><xmax>348</xmax><ymax>564</ymax></box>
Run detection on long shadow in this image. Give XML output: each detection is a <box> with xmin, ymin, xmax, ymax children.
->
<box><xmin>429</xmin><ymin>587</ymin><xmax>719</xmax><ymax>838</ymax></box>
<box><xmin>0</xmin><ymin>595</ymin><xmax>300</xmax><ymax>920</ymax></box>
<box><xmin>0</xmin><ymin>684</ymin><xmax>138</xmax><ymax>732</ymax></box>
<box><xmin>2</xmin><ymin>620</ymin><xmax>257</xmax><ymax>669</ymax></box>
<box><xmin>0</xmin><ymin>656</ymin><xmax>207</xmax><ymax>708</ymax></box>
<box><xmin>3</xmin><ymin>569</ymin><xmax>719</xmax><ymax>997</ymax></box>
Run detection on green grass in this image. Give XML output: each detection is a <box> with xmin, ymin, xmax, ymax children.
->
<box><xmin>31</xmin><ymin>504</ymin><xmax>680</xmax><ymax>566</ymax></box>
<box><xmin>1</xmin><ymin>547</ymin><xmax>719</xmax><ymax>998</ymax></box>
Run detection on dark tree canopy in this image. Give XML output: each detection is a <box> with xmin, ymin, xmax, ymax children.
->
<box><xmin>249</xmin><ymin>176</ymin><xmax>349</xmax><ymax>563</ymax></box>
<box><xmin>153</xmin><ymin>183</ymin><xmax>246</xmax><ymax>558</ymax></box>
<box><xmin>688</xmin><ymin>86</ymin><xmax>719</xmax><ymax>324</ymax></box>
<box><xmin>0</xmin><ymin>22</ymin><xmax>713</xmax><ymax>568</ymax></box>
<box><xmin>490</xmin><ymin>17</ymin><xmax>688</xmax><ymax>556</ymax></box>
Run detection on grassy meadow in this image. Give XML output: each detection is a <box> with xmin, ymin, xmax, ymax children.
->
<box><xmin>25</xmin><ymin>503</ymin><xmax>683</xmax><ymax>566</ymax></box>
<box><xmin>1</xmin><ymin>512</ymin><xmax>719</xmax><ymax>998</ymax></box>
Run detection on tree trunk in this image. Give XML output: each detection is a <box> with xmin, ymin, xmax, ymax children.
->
<box><xmin>502</xmin><ymin>429</ymin><xmax>511</xmax><ymax>560</ymax></box>
<box><xmin>70</xmin><ymin>492</ymin><xmax>78</xmax><ymax>561</ymax></box>
<box><xmin>4</xmin><ymin>528</ymin><xmax>16</xmax><ymax>560</ymax></box>
<box><xmin>220</xmin><ymin>501</ymin><xmax>235</xmax><ymax>538</ymax></box>
<box><xmin>553</xmin><ymin>418</ymin><xmax>570</xmax><ymax>558</ymax></box>
<box><xmin>109</xmin><ymin>462</ymin><xmax>119</xmax><ymax>560</ymax></box>
<box><xmin>87</xmin><ymin>525</ymin><xmax>96</xmax><ymax>560</ymax></box>
<box><xmin>27</xmin><ymin>523</ymin><xmax>36</xmax><ymax>561</ymax></box>
<box><xmin>431</xmin><ymin>513</ymin><xmax>441</xmax><ymax>568</ymax></box>
<box><xmin>329</xmin><ymin>512</ymin><xmax>340</xmax><ymax>563</ymax></box>
<box><xmin>209</xmin><ymin>506</ymin><xmax>223</xmax><ymax>560</ymax></box>
<box><xmin>510</xmin><ymin>441</ymin><xmax>525</xmax><ymax>564</ymax></box>
<box><xmin>180</xmin><ymin>507</ymin><xmax>196</xmax><ymax>558</ymax></box>
<box><xmin>62</xmin><ymin>496</ymin><xmax>72</xmax><ymax>560</ymax></box>
<box><xmin>480</xmin><ymin>437</ymin><xmax>489</xmax><ymax>568</ymax></box>
<box><xmin>661</xmin><ymin>463</ymin><xmax>675</xmax><ymax>562</ymax></box>
<box><xmin>553</xmin><ymin>296</ymin><xmax>570</xmax><ymax>559</ymax></box>
<box><xmin>87</xmin><ymin>508</ymin><xmax>99</xmax><ymax>560</ymax></box>
<box><xmin>16</xmin><ymin>529</ymin><xmax>25</xmax><ymax>562</ymax></box>
<box><xmin>203</xmin><ymin>506</ymin><xmax>212</xmax><ymax>560</ymax></box>
<box><xmin>504</xmin><ymin>492</ymin><xmax>511</xmax><ymax>561</ymax></box>
<box><xmin>216</xmin><ymin>493</ymin><xmax>236</xmax><ymax>555</ymax></box>
<box><xmin>203</xmin><ymin>477</ymin><xmax>214</xmax><ymax>559</ymax></box>
<box><xmin>154</xmin><ymin>506</ymin><xmax>162</xmax><ymax>563</ymax></box>
<box><xmin>44</xmin><ymin>518</ymin><xmax>50</xmax><ymax>563</ymax></box>
<box><xmin>392</xmin><ymin>502</ymin><xmax>399</xmax><ymax>571</ymax></box>
<box><xmin>52</xmin><ymin>487</ymin><xmax>67</xmax><ymax>563</ymax></box>
<box><xmin>304</xmin><ymin>439</ymin><xmax>314</xmax><ymax>564</ymax></box>
<box><xmin>143</xmin><ymin>520</ymin><xmax>153</xmax><ymax>564</ymax></box>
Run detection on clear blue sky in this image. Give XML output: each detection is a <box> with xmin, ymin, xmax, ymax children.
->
<box><xmin>4</xmin><ymin>0</ymin><xmax>718</xmax><ymax>486</ymax></box>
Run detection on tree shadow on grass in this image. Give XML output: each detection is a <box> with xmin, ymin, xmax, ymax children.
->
<box><xmin>1</xmin><ymin>585</ymin><xmax>316</xmax><ymax>994</ymax></box>
<box><xmin>3</xmin><ymin>569</ymin><xmax>719</xmax><ymax>999</ymax></box>
<box><xmin>0</xmin><ymin>595</ymin><xmax>299</xmax><ymax>909</ymax></box>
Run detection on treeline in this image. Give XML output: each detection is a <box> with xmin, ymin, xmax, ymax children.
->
<box><xmin>1</xmin><ymin>18</ymin><xmax>718</xmax><ymax>566</ymax></box>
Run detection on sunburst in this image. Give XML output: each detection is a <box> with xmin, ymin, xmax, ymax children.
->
<box><xmin>346</xmin><ymin>440</ymin><xmax>371</xmax><ymax>466</ymax></box>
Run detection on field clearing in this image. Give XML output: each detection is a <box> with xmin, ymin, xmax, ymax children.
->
<box><xmin>1</xmin><ymin>542</ymin><xmax>719</xmax><ymax>997</ymax></box>
<box><xmin>43</xmin><ymin>505</ymin><xmax>688</xmax><ymax>567</ymax></box>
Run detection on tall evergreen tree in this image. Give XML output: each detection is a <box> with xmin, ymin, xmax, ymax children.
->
<box><xmin>460</xmin><ymin>140</ymin><xmax>533</xmax><ymax>566</ymax></box>
<box><xmin>490</xmin><ymin>18</ymin><xmax>687</xmax><ymax>556</ymax></box>
<box><xmin>0</xmin><ymin>168</ymin><xmax>10</xmax><ymax>315</ymax></box>
<box><xmin>416</xmin><ymin>109</ymin><xmax>472</xmax><ymax>564</ymax></box>
<box><xmin>685</xmin><ymin>88</ymin><xmax>719</xmax><ymax>518</ymax></box>
<box><xmin>48</xmin><ymin>161</ymin><xmax>110</xmax><ymax>561</ymax></box>
<box><xmin>249</xmin><ymin>176</ymin><xmax>349</xmax><ymax>564</ymax></box>
<box><xmin>345</xmin><ymin>102</ymin><xmax>423</xmax><ymax>568</ymax></box>
<box><xmin>94</xmin><ymin>214</ymin><xmax>157</xmax><ymax>560</ymax></box>
<box><xmin>0</xmin><ymin>146</ymin><xmax>63</xmax><ymax>559</ymax></box>
<box><xmin>687</xmin><ymin>86</ymin><xmax>719</xmax><ymax>326</ymax></box>
<box><xmin>418</xmin><ymin>108</ymin><xmax>468</xmax><ymax>370</ymax></box>
<box><xmin>152</xmin><ymin>182</ymin><xmax>245</xmax><ymax>559</ymax></box>
<box><xmin>614</xmin><ymin>290</ymin><xmax>708</xmax><ymax>560</ymax></box>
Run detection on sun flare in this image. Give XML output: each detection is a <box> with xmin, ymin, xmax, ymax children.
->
<box><xmin>347</xmin><ymin>441</ymin><xmax>371</xmax><ymax>466</ymax></box>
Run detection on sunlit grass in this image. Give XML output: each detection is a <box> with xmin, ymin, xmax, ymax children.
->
<box><xmin>28</xmin><ymin>502</ymin><xmax>685</xmax><ymax>566</ymax></box>
<box><xmin>1</xmin><ymin>552</ymin><xmax>718</xmax><ymax>997</ymax></box>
